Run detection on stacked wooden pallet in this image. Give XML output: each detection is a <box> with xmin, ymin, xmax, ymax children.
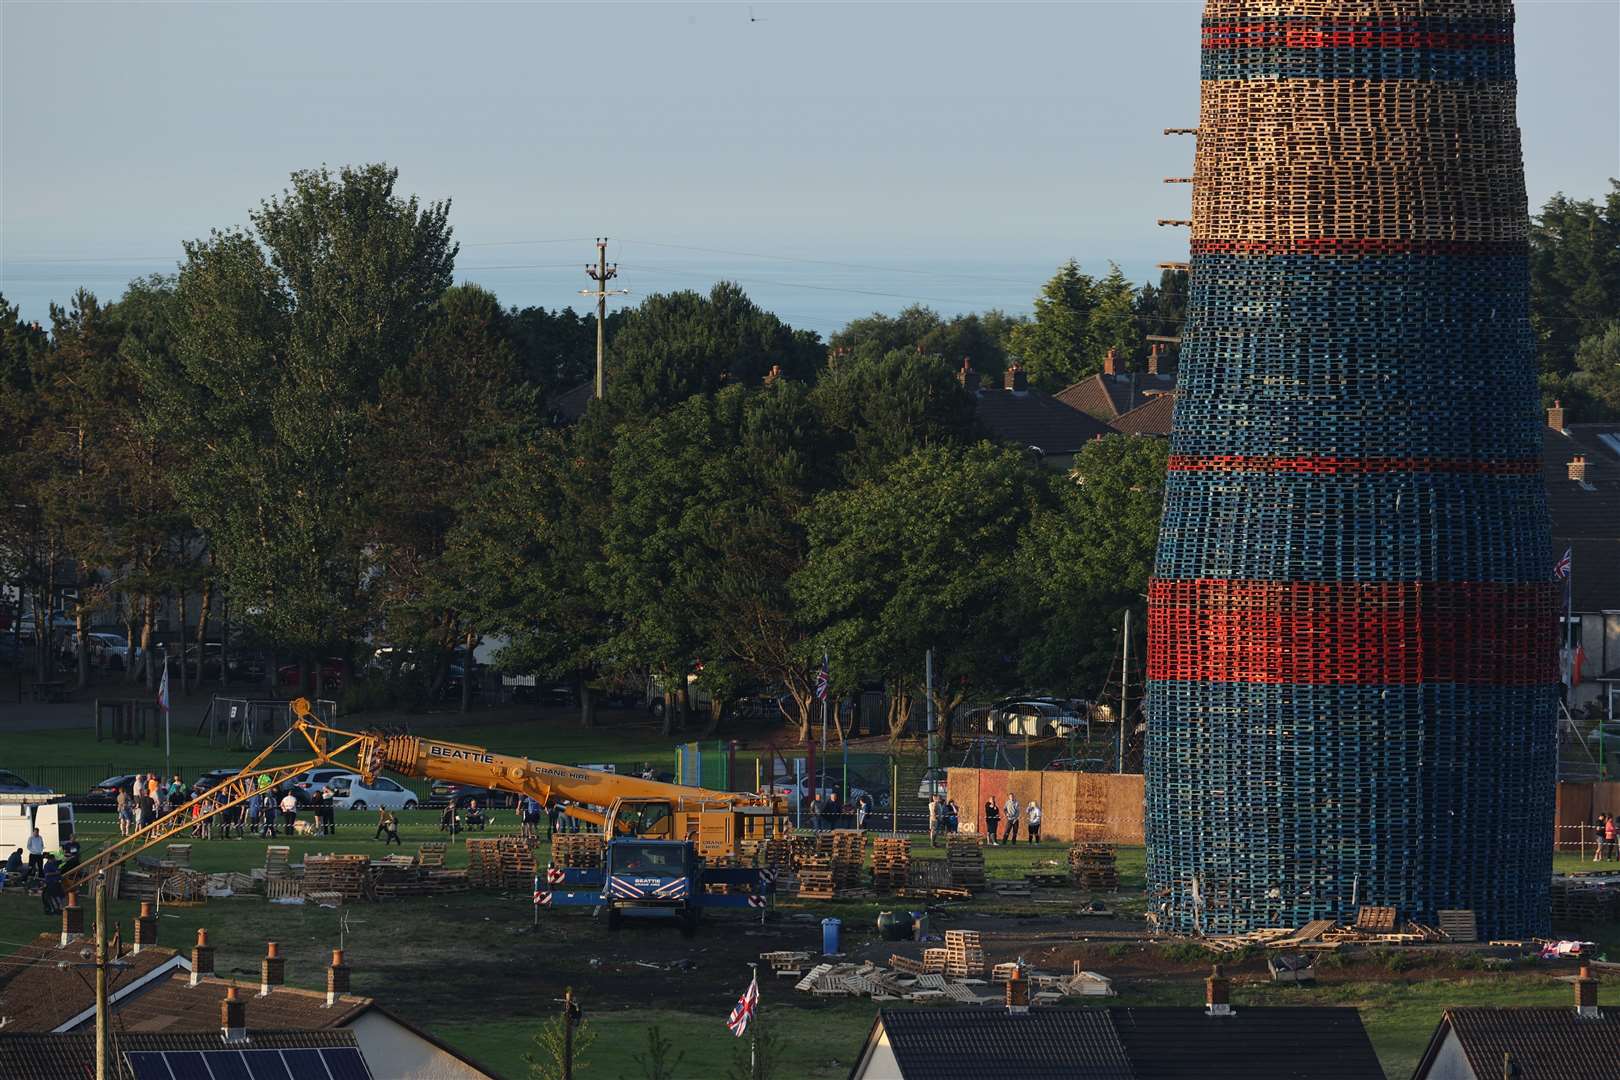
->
<box><xmin>372</xmin><ymin>866</ymin><xmax>470</xmax><ymax>900</ymax></box>
<box><xmin>466</xmin><ymin>837</ymin><xmax>538</xmax><ymax>889</ymax></box>
<box><xmin>164</xmin><ymin>844</ymin><xmax>192</xmax><ymax>867</ymax></box>
<box><xmin>871</xmin><ymin>837</ymin><xmax>911</xmax><ymax>892</ymax></box>
<box><xmin>1068</xmin><ymin>844</ymin><xmax>1118</xmax><ymax>889</ymax></box>
<box><xmin>797</xmin><ymin>857</ymin><xmax>839</xmax><ymax>900</ymax></box>
<box><xmin>414</xmin><ymin>842</ymin><xmax>447</xmax><ymax>869</ymax></box>
<box><xmin>945</xmin><ymin>837</ymin><xmax>985</xmax><ymax>889</ymax></box>
<box><xmin>551</xmin><ymin>835</ymin><xmax>605</xmax><ymax>870</ymax></box>
<box><xmin>264</xmin><ymin>846</ymin><xmax>292</xmax><ymax>879</ymax></box>
<box><xmin>758</xmin><ymin>838</ymin><xmax>797</xmax><ymax>895</ymax></box>
<box><xmin>943</xmin><ymin>930</ymin><xmax>984</xmax><ymax>978</ymax></box>
<box><xmin>302</xmin><ymin>855</ymin><xmax>370</xmax><ymax>900</ymax></box>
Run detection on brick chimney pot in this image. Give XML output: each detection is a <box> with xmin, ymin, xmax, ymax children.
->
<box><xmin>1569</xmin><ymin>456</ymin><xmax>1588</xmax><ymax>483</ymax></box>
<box><xmin>1548</xmin><ymin>399</ymin><xmax>1566</xmax><ymax>432</ymax></box>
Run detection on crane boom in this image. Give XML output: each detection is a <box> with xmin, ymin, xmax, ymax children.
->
<box><xmin>64</xmin><ymin>700</ymin><xmax>782</xmax><ymax>891</ymax></box>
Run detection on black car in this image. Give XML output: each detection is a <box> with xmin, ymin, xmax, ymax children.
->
<box><xmin>428</xmin><ymin>781</ymin><xmax>517</xmax><ymax>809</ymax></box>
<box><xmin>190</xmin><ymin>769</ymin><xmax>242</xmax><ymax>797</ymax></box>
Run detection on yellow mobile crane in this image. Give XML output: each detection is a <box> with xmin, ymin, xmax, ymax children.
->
<box><xmin>65</xmin><ymin>699</ymin><xmax>785</xmax><ymax>893</ymax></box>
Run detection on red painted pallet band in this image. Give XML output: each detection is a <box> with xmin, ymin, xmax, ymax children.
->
<box><xmin>1191</xmin><ymin>238</ymin><xmax>1529</xmax><ymax>257</ymax></box>
<box><xmin>1167</xmin><ymin>454</ymin><xmax>1541</xmax><ymax>477</ymax></box>
<box><xmin>1203</xmin><ymin>28</ymin><xmax>1511</xmax><ymax>49</ymax></box>
<box><xmin>1147</xmin><ymin>578</ymin><xmax>1559</xmax><ymax>686</ymax></box>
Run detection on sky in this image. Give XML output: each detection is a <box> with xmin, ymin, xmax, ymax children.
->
<box><xmin>3</xmin><ymin>1</ymin><xmax>1617</xmax><ymax>334</ymax></box>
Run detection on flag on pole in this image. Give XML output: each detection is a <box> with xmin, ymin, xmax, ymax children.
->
<box><xmin>726</xmin><ymin>974</ymin><xmax>759</xmax><ymax>1037</ymax></box>
<box><xmin>156</xmin><ymin>663</ymin><xmax>171</xmax><ymax>715</ymax></box>
<box><xmin>814</xmin><ymin>654</ymin><xmax>830</xmax><ymax>703</ymax></box>
<box><xmin>1554</xmin><ymin>548</ymin><xmax>1572</xmax><ymax>580</ymax></box>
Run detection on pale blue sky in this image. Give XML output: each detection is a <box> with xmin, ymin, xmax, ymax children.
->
<box><xmin>3</xmin><ymin>1</ymin><xmax>1616</xmax><ymax>331</ymax></box>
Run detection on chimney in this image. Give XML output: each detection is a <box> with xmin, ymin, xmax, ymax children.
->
<box><xmin>1205</xmin><ymin>964</ymin><xmax>1233</xmax><ymax>1016</ymax></box>
<box><xmin>221</xmin><ymin>984</ymin><xmax>247</xmax><ymax>1044</ymax></box>
<box><xmin>133</xmin><ymin>901</ymin><xmax>157</xmax><ymax>954</ymax></box>
<box><xmin>1569</xmin><ymin>456</ymin><xmax>1588</xmax><ymax>483</ymax></box>
<box><xmin>259</xmin><ymin>941</ymin><xmax>285</xmax><ymax>997</ymax></box>
<box><xmin>326</xmin><ymin>948</ymin><xmax>351</xmax><ymax>1006</ymax></box>
<box><xmin>60</xmin><ymin>891</ymin><xmax>84</xmax><ymax>946</ymax></box>
<box><xmin>1147</xmin><ymin>344</ymin><xmax>1162</xmax><ymax>376</ymax></box>
<box><xmin>1004</xmin><ymin>965</ymin><xmax>1030</xmax><ymax>1015</ymax></box>
<box><xmin>191</xmin><ymin>928</ymin><xmax>215</xmax><ymax>987</ymax></box>
<box><xmin>1004</xmin><ymin>363</ymin><xmax>1027</xmax><ymax>393</ymax></box>
<box><xmin>1548</xmin><ymin>399</ymin><xmax>1566</xmax><ymax>432</ymax></box>
<box><xmin>1103</xmin><ymin>347</ymin><xmax>1120</xmax><ymax>376</ymax></box>
<box><xmin>958</xmin><ymin>358</ymin><xmax>981</xmax><ymax>394</ymax></box>
<box><xmin>1575</xmin><ymin>964</ymin><xmax>1600</xmax><ymax>1018</ymax></box>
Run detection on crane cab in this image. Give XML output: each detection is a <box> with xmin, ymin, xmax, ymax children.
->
<box><xmin>606</xmin><ymin>798</ymin><xmax>785</xmax><ymax>860</ymax></box>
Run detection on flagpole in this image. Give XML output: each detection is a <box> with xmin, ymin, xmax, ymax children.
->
<box><xmin>749</xmin><ymin>961</ymin><xmax>759</xmax><ymax>1080</ymax></box>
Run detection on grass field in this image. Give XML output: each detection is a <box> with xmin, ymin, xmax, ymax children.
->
<box><xmin>3</xmin><ymin>708</ymin><xmax>1618</xmax><ymax>1079</ymax></box>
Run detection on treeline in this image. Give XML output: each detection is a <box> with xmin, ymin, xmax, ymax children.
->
<box><xmin>0</xmin><ymin>165</ymin><xmax>1168</xmax><ymax>739</ymax></box>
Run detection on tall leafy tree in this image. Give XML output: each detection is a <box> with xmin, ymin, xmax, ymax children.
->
<box><xmin>1571</xmin><ymin>322</ymin><xmax>1620</xmax><ymax>418</ymax></box>
<box><xmin>1017</xmin><ymin>435</ymin><xmax>1168</xmax><ymax>695</ymax></box>
<box><xmin>811</xmin><ymin>348</ymin><xmax>977</xmax><ymax>484</ymax></box>
<box><xmin>604</xmin><ymin>283</ymin><xmax>821</xmax><ymax>418</ymax></box>
<box><xmin>1531</xmin><ymin>183</ymin><xmax>1620</xmax><ymax>381</ymax></box>
<box><xmin>1090</xmin><ymin>263</ymin><xmax>1143</xmax><ymax>369</ymax></box>
<box><xmin>151</xmin><ymin>164</ymin><xmax>455</xmax><ymax>688</ymax></box>
<box><xmin>1007</xmin><ymin>260</ymin><xmax>1098</xmax><ymax>390</ymax></box>
<box><xmin>793</xmin><ymin>442</ymin><xmax>1049</xmax><ymax>744</ymax></box>
<box><xmin>830</xmin><ymin>306</ymin><xmax>1023</xmax><ymax>382</ymax></box>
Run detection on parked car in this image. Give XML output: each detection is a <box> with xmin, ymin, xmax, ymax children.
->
<box><xmin>72</xmin><ymin>631</ymin><xmax>137</xmax><ymax>670</ymax></box>
<box><xmin>277</xmin><ymin>657</ymin><xmax>349</xmax><ymax>691</ymax></box>
<box><xmin>986</xmin><ymin>699</ymin><xmax>1086</xmax><ymax>737</ymax></box>
<box><xmin>189</xmin><ymin>768</ymin><xmax>241</xmax><ymax>797</ymax></box>
<box><xmin>916</xmin><ymin>767</ymin><xmax>948</xmax><ymax>800</ymax></box>
<box><xmin>284</xmin><ymin>767</ymin><xmax>354</xmax><ymax>803</ymax></box>
<box><xmin>428</xmin><ymin>781</ymin><xmax>518</xmax><ymax>809</ymax></box>
<box><xmin>0</xmin><ymin>769</ymin><xmax>52</xmax><ymax>795</ymax></box>
<box><xmin>328</xmin><ymin>773</ymin><xmax>417</xmax><ymax>811</ymax></box>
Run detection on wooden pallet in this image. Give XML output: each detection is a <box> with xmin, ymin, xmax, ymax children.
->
<box><xmin>263</xmin><ymin>846</ymin><xmax>291</xmax><ymax>879</ymax></box>
<box><xmin>165</xmin><ymin>844</ymin><xmax>192</xmax><ymax>867</ymax></box>
<box><xmin>1068</xmin><ymin>843</ymin><xmax>1118</xmax><ymax>890</ymax></box>
<box><xmin>551</xmin><ymin>835</ymin><xmax>605</xmax><ymax>870</ymax></box>
<box><xmin>945</xmin><ymin>838</ymin><xmax>985</xmax><ymax>888</ymax></box>
<box><xmin>943</xmin><ymin>930</ymin><xmax>984</xmax><ymax>978</ymax></box>
<box><xmin>1437</xmin><ymin>910</ymin><xmax>1478</xmax><ymax>944</ymax></box>
<box><xmin>415</xmin><ymin>842</ymin><xmax>447</xmax><ymax>869</ymax></box>
<box><xmin>1354</xmin><ymin>906</ymin><xmax>1398</xmax><ymax>933</ymax></box>
<box><xmin>303</xmin><ymin>855</ymin><xmax>370</xmax><ymax>900</ymax></box>
<box><xmin>871</xmin><ymin>837</ymin><xmax>911</xmax><ymax>892</ymax></box>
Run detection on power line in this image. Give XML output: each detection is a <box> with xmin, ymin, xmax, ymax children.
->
<box><xmin>614</xmin><ymin>261</ymin><xmax>1030</xmax><ymax>310</ymax></box>
<box><xmin>618</xmin><ymin>238</ymin><xmax>1044</xmax><ymax>287</ymax></box>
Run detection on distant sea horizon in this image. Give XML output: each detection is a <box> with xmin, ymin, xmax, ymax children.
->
<box><xmin>2</xmin><ymin>253</ymin><xmax>1169</xmax><ymax>339</ymax></box>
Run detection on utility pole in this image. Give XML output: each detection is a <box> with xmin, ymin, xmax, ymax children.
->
<box><xmin>95</xmin><ymin>873</ymin><xmax>108</xmax><ymax>1080</ymax></box>
<box><xmin>560</xmin><ymin>986</ymin><xmax>582</xmax><ymax>1080</ymax></box>
<box><xmin>581</xmin><ymin>239</ymin><xmax>628</xmax><ymax>400</ymax></box>
<box><xmin>925</xmin><ymin>649</ymin><xmax>936</xmax><ymax>771</ymax></box>
<box><xmin>1119</xmin><ymin>610</ymin><xmax>1130</xmax><ymax>773</ymax></box>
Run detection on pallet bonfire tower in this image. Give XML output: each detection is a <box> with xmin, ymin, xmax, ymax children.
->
<box><xmin>1145</xmin><ymin>0</ymin><xmax>1558</xmax><ymax>937</ymax></box>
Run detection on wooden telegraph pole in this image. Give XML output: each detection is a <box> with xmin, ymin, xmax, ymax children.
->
<box><xmin>95</xmin><ymin>873</ymin><xmax>109</xmax><ymax>1080</ymax></box>
<box><xmin>581</xmin><ymin>239</ymin><xmax>628</xmax><ymax>400</ymax></box>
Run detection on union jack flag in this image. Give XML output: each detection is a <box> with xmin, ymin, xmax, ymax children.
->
<box><xmin>1554</xmin><ymin>548</ymin><xmax>1572</xmax><ymax>580</ymax></box>
<box><xmin>814</xmin><ymin>654</ymin><xmax>830</xmax><ymax>703</ymax></box>
<box><xmin>726</xmin><ymin>974</ymin><xmax>759</xmax><ymax>1037</ymax></box>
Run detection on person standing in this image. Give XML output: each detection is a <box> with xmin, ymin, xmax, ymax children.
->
<box><xmin>168</xmin><ymin>775</ymin><xmax>185</xmax><ymax>812</ymax></box>
<box><xmin>39</xmin><ymin>854</ymin><xmax>63</xmax><ymax>915</ymax></box>
<box><xmin>1026</xmin><ymin>800</ymin><xmax>1042</xmax><ymax>844</ymax></box>
<box><xmin>522</xmin><ymin>797</ymin><xmax>541</xmax><ymax>841</ymax></box>
<box><xmin>279</xmin><ymin>789</ymin><xmax>298</xmax><ymax>835</ymax></box>
<box><xmin>247</xmin><ymin>792</ymin><xmax>263</xmax><ymax>839</ymax></box>
<box><xmin>546</xmin><ymin>801</ymin><xmax>562</xmax><ymax>838</ymax></box>
<box><xmin>984</xmin><ymin>799</ymin><xmax>1000</xmax><ymax>845</ymax></box>
<box><xmin>147</xmin><ymin>774</ymin><xmax>161</xmax><ymax>816</ymax></box>
<box><xmin>116</xmin><ymin>787</ymin><xmax>132</xmax><ymax>837</ymax></box>
<box><xmin>1002</xmin><ymin>793</ymin><xmax>1020</xmax><ymax>845</ymax></box>
<box><xmin>376</xmin><ymin>808</ymin><xmax>400</xmax><ymax>845</ymax></box>
<box><xmin>1605</xmin><ymin>814</ymin><xmax>1618</xmax><ymax>862</ymax></box>
<box><xmin>928</xmin><ymin>796</ymin><xmax>941</xmax><ymax>847</ymax></box>
<box><xmin>24</xmin><ymin>828</ymin><xmax>46</xmax><ymax>881</ymax></box>
<box><xmin>945</xmin><ymin>799</ymin><xmax>960</xmax><ymax>834</ymax></box>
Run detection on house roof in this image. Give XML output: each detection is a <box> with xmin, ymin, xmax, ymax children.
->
<box><xmin>1545</xmin><ymin>423</ymin><xmax>1620</xmax><ymax>612</ymax></box>
<box><xmin>974</xmin><ymin>388</ymin><xmax>1115</xmax><ymax>457</ymax></box>
<box><xmin>1417</xmin><ymin>1007</ymin><xmax>1620</xmax><ymax>1080</ymax></box>
<box><xmin>864</xmin><ymin>1006</ymin><xmax>1134</xmax><ymax>1080</ymax></box>
<box><xmin>1109</xmin><ymin>393</ymin><xmax>1176</xmax><ymax>437</ymax></box>
<box><xmin>1056</xmin><ymin>371</ymin><xmax>1176</xmax><ymax>422</ymax></box>
<box><xmin>0</xmin><ymin>1029</ymin><xmax>363</xmax><ymax>1080</ymax></box>
<box><xmin>0</xmin><ymin>933</ymin><xmax>187</xmax><ymax>1033</ymax></box>
<box><xmin>1109</xmin><ymin>1007</ymin><xmax>1384</xmax><ymax>1080</ymax></box>
<box><xmin>106</xmin><ymin>971</ymin><xmax>371</xmax><ymax>1033</ymax></box>
<box><xmin>857</xmin><ymin>1005</ymin><xmax>1380</xmax><ymax>1080</ymax></box>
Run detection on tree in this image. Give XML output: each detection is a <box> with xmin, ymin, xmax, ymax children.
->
<box><xmin>524</xmin><ymin>1006</ymin><xmax>594</xmax><ymax>1080</ymax></box>
<box><xmin>1017</xmin><ymin>435</ymin><xmax>1168</xmax><ymax>694</ymax></box>
<box><xmin>1531</xmin><ymin>183</ymin><xmax>1620</xmax><ymax>382</ymax></box>
<box><xmin>811</xmin><ymin>348</ymin><xmax>977</xmax><ymax>484</ymax></box>
<box><xmin>152</xmin><ymin>164</ymin><xmax>455</xmax><ymax>687</ymax></box>
<box><xmin>604</xmin><ymin>283</ymin><xmax>822</xmax><ymax>418</ymax></box>
<box><xmin>830</xmin><ymin>306</ymin><xmax>1023</xmax><ymax>383</ymax></box>
<box><xmin>793</xmin><ymin>442</ymin><xmax>1049</xmax><ymax>744</ymax></box>
<box><xmin>507</xmin><ymin>303</ymin><xmax>619</xmax><ymax>401</ymax></box>
<box><xmin>1089</xmin><ymin>264</ymin><xmax>1142</xmax><ymax>372</ymax></box>
<box><xmin>1572</xmin><ymin>322</ymin><xmax>1620</xmax><ymax>418</ymax></box>
<box><xmin>1007</xmin><ymin>260</ymin><xmax>1098</xmax><ymax>390</ymax></box>
<box><xmin>1133</xmin><ymin>268</ymin><xmax>1187</xmax><ymax>367</ymax></box>
<box><xmin>628</xmin><ymin>1024</ymin><xmax>686</xmax><ymax>1080</ymax></box>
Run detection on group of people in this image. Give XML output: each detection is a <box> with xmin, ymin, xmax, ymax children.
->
<box><xmin>1593</xmin><ymin>813</ymin><xmax>1619</xmax><ymax>861</ymax></box>
<box><xmin>927</xmin><ymin>796</ymin><xmax>961</xmax><ymax>845</ymax></box>
<box><xmin>807</xmin><ymin>791</ymin><xmax>875</xmax><ymax>831</ymax></box>
<box><xmin>114</xmin><ymin>773</ymin><xmax>189</xmax><ymax>835</ymax></box>
<box><xmin>4</xmin><ymin>827</ymin><xmax>78</xmax><ymax>914</ymax></box>
<box><xmin>982</xmin><ymin>793</ymin><xmax>1042</xmax><ymax>844</ymax></box>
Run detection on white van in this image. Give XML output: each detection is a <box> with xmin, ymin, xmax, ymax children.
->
<box><xmin>0</xmin><ymin>794</ymin><xmax>77</xmax><ymax>862</ymax></box>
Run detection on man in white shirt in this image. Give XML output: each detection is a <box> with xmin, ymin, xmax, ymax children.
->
<box><xmin>279</xmin><ymin>791</ymin><xmax>299</xmax><ymax>835</ymax></box>
<box><xmin>1003</xmin><ymin>794</ymin><xmax>1020</xmax><ymax>844</ymax></box>
<box><xmin>25</xmin><ymin>827</ymin><xmax>46</xmax><ymax>880</ymax></box>
<box><xmin>1026</xmin><ymin>801</ymin><xmax>1042</xmax><ymax>844</ymax></box>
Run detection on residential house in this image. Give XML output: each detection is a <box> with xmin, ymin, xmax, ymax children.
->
<box><xmin>848</xmin><ymin>966</ymin><xmax>1383</xmax><ymax>1080</ymax></box>
<box><xmin>966</xmin><ymin>361</ymin><xmax>1115</xmax><ymax>471</ymax></box>
<box><xmin>1054</xmin><ymin>346</ymin><xmax>1176</xmax><ymax>427</ymax></box>
<box><xmin>1544</xmin><ymin>403</ymin><xmax>1620</xmax><ymax>713</ymax></box>
<box><xmin>0</xmin><ymin>1029</ymin><xmax>371</xmax><ymax>1080</ymax></box>
<box><xmin>1411</xmin><ymin>965</ymin><xmax>1620</xmax><ymax>1079</ymax></box>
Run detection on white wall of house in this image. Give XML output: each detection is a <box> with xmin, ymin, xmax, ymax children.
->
<box><xmin>850</xmin><ymin>1025</ymin><xmax>904</xmax><ymax>1080</ymax></box>
<box><xmin>348</xmin><ymin>1010</ymin><xmax>493</xmax><ymax>1080</ymax></box>
<box><xmin>1415</xmin><ymin>1030</ymin><xmax>1477</xmax><ymax>1080</ymax></box>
